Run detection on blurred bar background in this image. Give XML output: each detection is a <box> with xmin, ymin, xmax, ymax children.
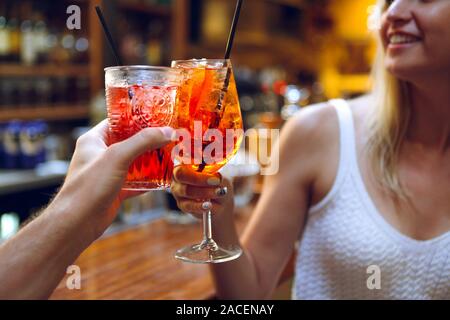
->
<box><xmin>0</xmin><ymin>0</ymin><xmax>376</xmax><ymax>240</ymax></box>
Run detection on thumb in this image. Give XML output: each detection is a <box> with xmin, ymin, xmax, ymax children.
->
<box><xmin>111</xmin><ymin>127</ymin><xmax>175</xmax><ymax>167</ymax></box>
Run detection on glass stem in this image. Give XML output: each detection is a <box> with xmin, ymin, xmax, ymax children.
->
<box><xmin>201</xmin><ymin>208</ymin><xmax>218</xmax><ymax>251</ymax></box>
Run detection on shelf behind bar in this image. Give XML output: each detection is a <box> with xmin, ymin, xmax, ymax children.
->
<box><xmin>265</xmin><ymin>0</ymin><xmax>306</xmax><ymax>9</ymax></box>
<box><xmin>0</xmin><ymin>105</ymin><xmax>90</xmax><ymax>122</ymax></box>
<box><xmin>0</xmin><ymin>169</ymin><xmax>66</xmax><ymax>196</ymax></box>
<box><xmin>0</xmin><ymin>64</ymin><xmax>90</xmax><ymax>77</ymax></box>
<box><xmin>117</xmin><ymin>0</ymin><xmax>172</xmax><ymax>17</ymax></box>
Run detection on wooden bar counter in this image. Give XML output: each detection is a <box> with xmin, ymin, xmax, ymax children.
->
<box><xmin>50</xmin><ymin>207</ymin><xmax>253</xmax><ymax>300</ymax></box>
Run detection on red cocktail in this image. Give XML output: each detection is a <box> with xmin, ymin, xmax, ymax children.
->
<box><xmin>105</xmin><ymin>66</ymin><xmax>181</xmax><ymax>190</ymax></box>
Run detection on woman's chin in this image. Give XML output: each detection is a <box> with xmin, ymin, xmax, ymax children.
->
<box><xmin>385</xmin><ymin>62</ymin><xmax>424</xmax><ymax>82</ymax></box>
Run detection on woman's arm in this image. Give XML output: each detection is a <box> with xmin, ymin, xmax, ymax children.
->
<box><xmin>0</xmin><ymin>120</ymin><xmax>174</xmax><ymax>299</ymax></box>
<box><xmin>172</xmin><ymin>104</ymin><xmax>334</xmax><ymax>299</ymax></box>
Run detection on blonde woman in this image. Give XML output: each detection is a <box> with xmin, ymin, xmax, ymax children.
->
<box><xmin>171</xmin><ymin>0</ymin><xmax>450</xmax><ymax>300</ymax></box>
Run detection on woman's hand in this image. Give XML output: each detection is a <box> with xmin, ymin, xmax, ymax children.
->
<box><xmin>171</xmin><ymin>166</ymin><xmax>234</xmax><ymax>219</ymax></box>
<box><xmin>54</xmin><ymin>119</ymin><xmax>174</xmax><ymax>240</ymax></box>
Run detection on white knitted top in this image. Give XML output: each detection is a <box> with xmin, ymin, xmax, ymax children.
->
<box><xmin>292</xmin><ymin>100</ymin><xmax>450</xmax><ymax>300</ymax></box>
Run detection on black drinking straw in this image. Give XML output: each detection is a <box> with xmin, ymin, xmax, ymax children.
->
<box><xmin>198</xmin><ymin>0</ymin><xmax>243</xmax><ymax>173</ymax></box>
<box><xmin>225</xmin><ymin>0</ymin><xmax>243</xmax><ymax>60</ymax></box>
<box><xmin>95</xmin><ymin>6</ymin><xmax>123</xmax><ymax>66</ymax></box>
<box><xmin>96</xmin><ymin>6</ymin><xmax>135</xmax><ymax>99</ymax></box>
<box><xmin>215</xmin><ymin>0</ymin><xmax>243</xmax><ymax>113</ymax></box>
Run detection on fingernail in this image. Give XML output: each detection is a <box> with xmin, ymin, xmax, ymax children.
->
<box><xmin>170</xmin><ymin>130</ymin><xmax>179</xmax><ymax>142</ymax></box>
<box><xmin>202</xmin><ymin>201</ymin><xmax>212</xmax><ymax>211</ymax></box>
<box><xmin>159</xmin><ymin>127</ymin><xmax>175</xmax><ymax>140</ymax></box>
<box><xmin>215</xmin><ymin>187</ymin><xmax>228</xmax><ymax>197</ymax></box>
<box><xmin>207</xmin><ymin>177</ymin><xmax>221</xmax><ymax>186</ymax></box>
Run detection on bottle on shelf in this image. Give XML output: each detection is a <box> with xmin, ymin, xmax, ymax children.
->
<box><xmin>60</xmin><ymin>32</ymin><xmax>76</xmax><ymax>64</ymax></box>
<box><xmin>0</xmin><ymin>120</ymin><xmax>49</xmax><ymax>170</ymax></box>
<box><xmin>18</xmin><ymin>0</ymin><xmax>35</xmax><ymax>66</ymax></box>
<box><xmin>20</xmin><ymin>19</ymin><xmax>36</xmax><ymax>65</ymax></box>
<box><xmin>0</xmin><ymin>0</ymin><xmax>103</xmax><ymax>68</ymax></box>
<box><xmin>7</xmin><ymin>2</ymin><xmax>21</xmax><ymax>63</ymax></box>
<box><xmin>146</xmin><ymin>21</ymin><xmax>164</xmax><ymax>66</ymax></box>
<box><xmin>17</xmin><ymin>77</ymin><xmax>37</xmax><ymax>106</ymax></box>
<box><xmin>76</xmin><ymin>77</ymin><xmax>90</xmax><ymax>104</ymax></box>
<box><xmin>34</xmin><ymin>16</ymin><xmax>49</xmax><ymax>64</ymax></box>
<box><xmin>19</xmin><ymin>120</ymin><xmax>48</xmax><ymax>169</ymax></box>
<box><xmin>3</xmin><ymin>121</ymin><xmax>22</xmax><ymax>169</ymax></box>
<box><xmin>0</xmin><ymin>123</ymin><xmax>4</xmax><ymax>168</ymax></box>
<box><xmin>45</xmin><ymin>27</ymin><xmax>59</xmax><ymax>64</ymax></box>
<box><xmin>73</xmin><ymin>36</ymin><xmax>89</xmax><ymax>64</ymax></box>
<box><xmin>0</xmin><ymin>16</ymin><xmax>11</xmax><ymax>62</ymax></box>
<box><xmin>34</xmin><ymin>77</ymin><xmax>52</xmax><ymax>105</ymax></box>
<box><xmin>50</xmin><ymin>77</ymin><xmax>69</xmax><ymax>105</ymax></box>
<box><xmin>0</xmin><ymin>78</ymin><xmax>19</xmax><ymax>107</ymax></box>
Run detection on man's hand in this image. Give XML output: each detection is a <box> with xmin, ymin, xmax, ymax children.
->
<box><xmin>56</xmin><ymin>119</ymin><xmax>174</xmax><ymax>240</ymax></box>
<box><xmin>0</xmin><ymin>120</ymin><xmax>174</xmax><ymax>299</ymax></box>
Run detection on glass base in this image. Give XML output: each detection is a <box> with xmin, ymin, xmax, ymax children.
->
<box><xmin>175</xmin><ymin>243</ymin><xmax>242</xmax><ymax>264</ymax></box>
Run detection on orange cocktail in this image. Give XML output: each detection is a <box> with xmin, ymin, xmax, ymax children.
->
<box><xmin>172</xmin><ymin>59</ymin><xmax>243</xmax><ymax>174</ymax></box>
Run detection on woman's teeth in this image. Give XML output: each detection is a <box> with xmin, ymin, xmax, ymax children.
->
<box><xmin>389</xmin><ymin>34</ymin><xmax>419</xmax><ymax>44</ymax></box>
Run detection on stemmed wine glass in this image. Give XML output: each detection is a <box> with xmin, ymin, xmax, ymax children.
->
<box><xmin>171</xmin><ymin>59</ymin><xmax>244</xmax><ymax>264</ymax></box>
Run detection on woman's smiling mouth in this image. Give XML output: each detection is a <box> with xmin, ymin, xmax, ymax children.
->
<box><xmin>387</xmin><ymin>32</ymin><xmax>422</xmax><ymax>52</ymax></box>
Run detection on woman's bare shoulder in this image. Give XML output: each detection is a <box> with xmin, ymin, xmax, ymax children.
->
<box><xmin>274</xmin><ymin>95</ymin><xmax>373</xmax><ymax>204</ymax></box>
<box><xmin>347</xmin><ymin>94</ymin><xmax>373</xmax><ymax>136</ymax></box>
<box><xmin>277</xmin><ymin>102</ymin><xmax>340</xmax><ymax>187</ymax></box>
<box><xmin>282</xmin><ymin>102</ymin><xmax>339</xmax><ymax>153</ymax></box>
<box><xmin>283</xmin><ymin>95</ymin><xmax>372</xmax><ymax>153</ymax></box>
<box><xmin>348</xmin><ymin>95</ymin><xmax>373</xmax><ymax>118</ymax></box>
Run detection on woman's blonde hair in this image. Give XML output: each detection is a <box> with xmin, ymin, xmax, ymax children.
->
<box><xmin>367</xmin><ymin>0</ymin><xmax>411</xmax><ymax>198</ymax></box>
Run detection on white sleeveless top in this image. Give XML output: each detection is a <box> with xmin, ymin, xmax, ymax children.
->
<box><xmin>292</xmin><ymin>100</ymin><xmax>450</xmax><ymax>300</ymax></box>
